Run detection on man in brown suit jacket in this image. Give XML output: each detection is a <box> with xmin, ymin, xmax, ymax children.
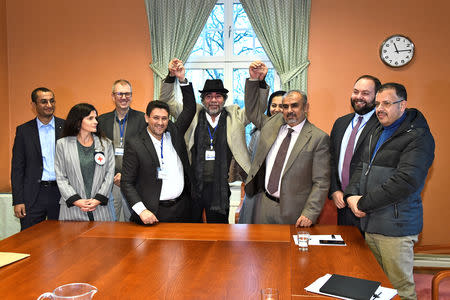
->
<box><xmin>244</xmin><ymin>62</ymin><xmax>330</xmax><ymax>226</ymax></box>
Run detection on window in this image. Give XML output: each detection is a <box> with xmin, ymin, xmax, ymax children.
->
<box><xmin>185</xmin><ymin>0</ymin><xmax>280</xmax><ymax>109</ymax></box>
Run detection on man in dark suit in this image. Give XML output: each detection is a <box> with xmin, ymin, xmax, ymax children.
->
<box><xmin>11</xmin><ymin>87</ymin><xmax>64</xmax><ymax>230</ymax></box>
<box><xmin>329</xmin><ymin>75</ymin><xmax>381</xmax><ymax>227</ymax></box>
<box><xmin>98</xmin><ymin>79</ymin><xmax>147</xmax><ymax>221</ymax></box>
<box><xmin>120</xmin><ymin>69</ymin><xmax>196</xmax><ymax>225</ymax></box>
<box><xmin>244</xmin><ymin>62</ymin><xmax>330</xmax><ymax>226</ymax></box>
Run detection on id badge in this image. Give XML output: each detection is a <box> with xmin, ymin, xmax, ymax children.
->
<box><xmin>157</xmin><ymin>167</ymin><xmax>169</xmax><ymax>179</ymax></box>
<box><xmin>115</xmin><ymin>147</ymin><xmax>124</xmax><ymax>156</ymax></box>
<box><xmin>205</xmin><ymin>150</ymin><xmax>216</xmax><ymax>161</ymax></box>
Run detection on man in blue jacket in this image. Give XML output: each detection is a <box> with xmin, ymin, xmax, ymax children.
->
<box><xmin>345</xmin><ymin>83</ymin><xmax>435</xmax><ymax>300</ymax></box>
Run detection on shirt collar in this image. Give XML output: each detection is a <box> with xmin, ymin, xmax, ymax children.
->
<box><xmin>36</xmin><ymin>116</ymin><xmax>55</xmax><ymax>129</ymax></box>
<box><xmin>205</xmin><ymin>112</ymin><xmax>221</xmax><ymax>128</ymax></box>
<box><xmin>284</xmin><ymin>118</ymin><xmax>306</xmax><ymax>133</ymax></box>
<box><xmin>354</xmin><ymin>109</ymin><xmax>375</xmax><ymax>122</ymax></box>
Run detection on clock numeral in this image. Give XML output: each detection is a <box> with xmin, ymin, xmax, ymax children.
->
<box><xmin>401</xmin><ymin>60</ymin><xmax>405</xmax><ymax>63</ymax></box>
<box><xmin>389</xmin><ymin>60</ymin><xmax>392</xmax><ymax>63</ymax></box>
<box><xmin>406</xmin><ymin>44</ymin><xmax>411</xmax><ymax>47</ymax></box>
<box><xmin>383</xmin><ymin>50</ymin><xmax>387</xmax><ymax>53</ymax></box>
<box><xmin>385</xmin><ymin>56</ymin><xmax>389</xmax><ymax>59</ymax></box>
<box><xmin>406</xmin><ymin>56</ymin><xmax>410</xmax><ymax>59</ymax></box>
<box><xmin>386</xmin><ymin>44</ymin><xmax>390</xmax><ymax>47</ymax></box>
<box><xmin>396</xmin><ymin>37</ymin><xmax>400</xmax><ymax>41</ymax></box>
<box><xmin>395</xmin><ymin>61</ymin><xmax>399</xmax><ymax>65</ymax></box>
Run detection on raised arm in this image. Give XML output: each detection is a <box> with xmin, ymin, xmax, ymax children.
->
<box><xmin>159</xmin><ymin>58</ymin><xmax>185</xmax><ymax>118</ymax></box>
<box><xmin>244</xmin><ymin>61</ymin><xmax>270</xmax><ymax>129</ymax></box>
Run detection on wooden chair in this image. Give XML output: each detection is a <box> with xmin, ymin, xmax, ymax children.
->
<box><xmin>432</xmin><ymin>269</ymin><xmax>450</xmax><ymax>300</ymax></box>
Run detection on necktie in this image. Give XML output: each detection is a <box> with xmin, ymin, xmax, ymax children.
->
<box><xmin>267</xmin><ymin>128</ymin><xmax>294</xmax><ymax>194</ymax></box>
<box><xmin>341</xmin><ymin>116</ymin><xmax>363</xmax><ymax>191</ymax></box>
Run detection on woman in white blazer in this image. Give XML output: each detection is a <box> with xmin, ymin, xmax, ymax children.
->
<box><xmin>55</xmin><ymin>103</ymin><xmax>115</xmax><ymax>221</ymax></box>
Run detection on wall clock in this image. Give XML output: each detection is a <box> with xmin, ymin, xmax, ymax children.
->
<box><xmin>380</xmin><ymin>34</ymin><xmax>414</xmax><ymax>67</ymax></box>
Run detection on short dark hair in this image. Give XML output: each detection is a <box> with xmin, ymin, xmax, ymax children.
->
<box><xmin>355</xmin><ymin>75</ymin><xmax>382</xmax><ymax>94</ymax></box>
<box><xmin>31</xmin><ymin>87</ymin><xmax>53</xmax><ymax>103</ymax></box>
<box><xmin>267</xmin><ymin>90</ymin><xmax>286</xmax><ymax>116</ymax></box>
<box><xmin>378</xmin><ymin>82</ymin><xmax>407</xmax><ymax>101</ymax></box>
<box><xmin>146</xmin><ymin>100</ymin><xmax>170</xmax><ymax>116</ymax></box>
<box><xmin>200</xmin><ymin>92</ymin><xmax>228</xmax><ymax>102</ymax></box>
<box><xmin>61</xmin><ymin>103</ymin><xmax>105</xmax><ymax>139</ymax></box>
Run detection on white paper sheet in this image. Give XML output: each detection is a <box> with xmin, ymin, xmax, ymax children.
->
<box><xmin>292</xmin><ymin>234</ymin><xmax>346</xmax><ymax>246</ymax></box>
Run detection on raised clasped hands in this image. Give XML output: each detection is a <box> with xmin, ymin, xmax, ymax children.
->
<box><xmin>249</xmin><ymin>60</ymin><xmax>268</xmax><ymax>81</ymax></box>
<box><xmin>169</xmin><ymin>58</ymin><xmax>186</xmax><ymax>82</ymax></box>
<box><xmin>74</xmin><ymin>199</ymin><xmax>101</xmax><ymax>212</ymax></box>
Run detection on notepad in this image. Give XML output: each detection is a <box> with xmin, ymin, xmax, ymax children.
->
<box><xmin>0</xmin><ymin>252</ymin><xmax>30</xmax><ymax>268</ymax></box>
<box><xmin>319</xmin><ymin>274</ymin><xmax>381</xmax><ymax>300</ymax></box>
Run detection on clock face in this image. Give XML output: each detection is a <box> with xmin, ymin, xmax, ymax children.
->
<box><xmin>380</xmin><ymin>35</ymin><xmax>414</xmax><ymax>67</ymax></box>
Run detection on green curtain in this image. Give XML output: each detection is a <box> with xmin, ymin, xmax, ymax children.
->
<box><xmin>145</xmin><ymin>0</ymin><xmax>216</xmax><ymax>98</ymax></box>
<box><xmin>240</xmin><ymin>0</ymin><xmax>311</xmax><ymax>92</ymax></box>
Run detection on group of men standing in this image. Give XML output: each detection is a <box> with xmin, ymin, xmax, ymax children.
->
<box><xmin>11</xmin><ymin>59</ymin><xmax>434</xmax><ymax>300</ymax></box>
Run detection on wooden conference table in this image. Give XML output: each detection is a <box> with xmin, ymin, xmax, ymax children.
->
<box><xmin>0</xmin><ymin>221</ymin><xmax>396</xmax><ymax>299</ymax></box>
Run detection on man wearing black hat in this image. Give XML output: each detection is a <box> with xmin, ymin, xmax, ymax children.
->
<box><xmin>160</xmin><ymin>58</ymin><xmax>268</xmax><ymax>223</ymax></box>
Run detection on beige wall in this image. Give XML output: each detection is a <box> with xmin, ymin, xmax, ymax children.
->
<box><xmin>2</xmin><ymin>0</ymin><xmax>449</xmax><ymax>247</ymax></box>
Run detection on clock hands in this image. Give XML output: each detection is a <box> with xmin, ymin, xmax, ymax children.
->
<box><xmin>397</xmin><ymin>49</ymin><xmax>412</xmax><ymax>53</ymax></box>
<box><xmin>393</xmin><ymin>43</ymin><xmax>399</xmax><ymax>54</ymax></box>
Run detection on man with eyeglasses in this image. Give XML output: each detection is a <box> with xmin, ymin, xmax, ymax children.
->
<box><xmin>11</xmin><ymin>87</ymin><xmax>64</xmax><ymax>230</ymax></box>
<box><xmin>160</xmin><ymin>59</ymin><xmax>268</xmax><ymax>223</ymax></box>
<box><xmin>98</xmin><ymin>79</ymin><xmax>146</xmax><ymax>221</ymax></box>
<box><xmin>329</xmin><ymin>75</ymin><xmax>381</xmax><ymax>229</ymax></box>
<box><xmin>345</xmin><ymin>83</ymin><xmax>435</xmax><ymax>300</ymax></box>
<box><xmin>244</xmin><ymin>64</ymin><xmax>330</xmax><ymax>226</ymax></box>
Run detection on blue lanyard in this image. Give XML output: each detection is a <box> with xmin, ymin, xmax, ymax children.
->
<box><xmin>160</xmin><ymin>134</ymin><xmax>164</xmax><ymax>165</ymax></box>
<box><xmin>116</xmin><ymin>113</ymin><xmax>128</xmax><ymax>147</ymax></box>
<box><xmin>207</xmin><ymin>126</ymin><xmax>217</xmax><ymax>150</ymax></box>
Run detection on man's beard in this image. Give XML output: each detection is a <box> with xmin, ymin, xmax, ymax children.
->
<box><xmin>351</xmin><ymin>97</ymin><xmax>375</xmax><ymax>115</ymax></box>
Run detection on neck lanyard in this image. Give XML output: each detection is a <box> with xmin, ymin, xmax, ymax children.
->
<box><xmin>116</xmin><ymin>113</ymin><xmax>128</xmax><ymax>147</ymax></box>
<box><xmin>207</xmin><ymin>126</ymin><xmax>217</xmax><ymax>150</ymax></box>
<box><xmin>160</xmin><ymin>134</ymin><xmax>164</xmax><ymax>165</ymax></box>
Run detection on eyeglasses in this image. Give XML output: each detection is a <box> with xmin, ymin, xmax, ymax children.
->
<box><xmin>204</xmin><ymin>94</ymin><xmax>224</xmax><ymax>100</ymax></box>
<box><xmin>375</xmin><ymin>99</ymin><xmax>404</xmax><ymax>108</ymax></box>
<box><xmin>114</xmin><ymin>92</ymin><xmax>132</xmax><ymax>98</ymax></box>
<box><xmin>37</xmin><ymin>99</ymin><xmax>55</xmax><ymax>105</ymax></box>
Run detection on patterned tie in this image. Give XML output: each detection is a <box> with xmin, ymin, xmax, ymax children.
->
<box><xmin>341</xmin><ymin>116</ymin><xmax>363</xmax><ymax>191</ymax></box>
<box><xmin>267</xmin><ymin>128</ymin><xmax>294</xmax><ymax>194</ymax></box>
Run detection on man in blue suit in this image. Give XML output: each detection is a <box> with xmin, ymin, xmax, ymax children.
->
<box><xmin>11</xmin><ymin>87</ymin><xmax>64</xmax><ymax>230</ymax></box>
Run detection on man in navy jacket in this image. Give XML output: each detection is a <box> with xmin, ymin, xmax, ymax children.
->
<box><xmin>345</xmin><ymin>83</ymin><xmax>435</xmax><ymax>300</ymax></box>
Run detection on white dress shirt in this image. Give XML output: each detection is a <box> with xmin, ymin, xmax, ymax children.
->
<box><xmin>265</xmin><ymin>119</ymin><xmax>306</xmax><ymax>198</ymax></box>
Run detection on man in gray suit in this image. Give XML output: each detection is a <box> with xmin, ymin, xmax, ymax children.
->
<box><xmin>98</xmin><ymin>80</ymin><xmax>147</xmax><ymax>221</ymax></box>
<box><xmin>244</xmin><ymin>63</ymin><xmax>330</xmax><ymax>226</ymax></box>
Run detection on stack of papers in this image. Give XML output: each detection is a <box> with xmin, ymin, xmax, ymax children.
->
<box><xmin>292</xmin><ymin>234</ymin><xmax>346</xmax><ymax>246</ymax></box>
<box><xmin>305</xmin><ymin>273</ymin><xmax>397</xmax><ymax>300</ymax></box>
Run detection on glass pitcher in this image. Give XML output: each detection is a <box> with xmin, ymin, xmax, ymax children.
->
<box><xmin>37</xmin><ymin>283</ymin><xmax>97</xmax><ymax>300</ymax></box>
